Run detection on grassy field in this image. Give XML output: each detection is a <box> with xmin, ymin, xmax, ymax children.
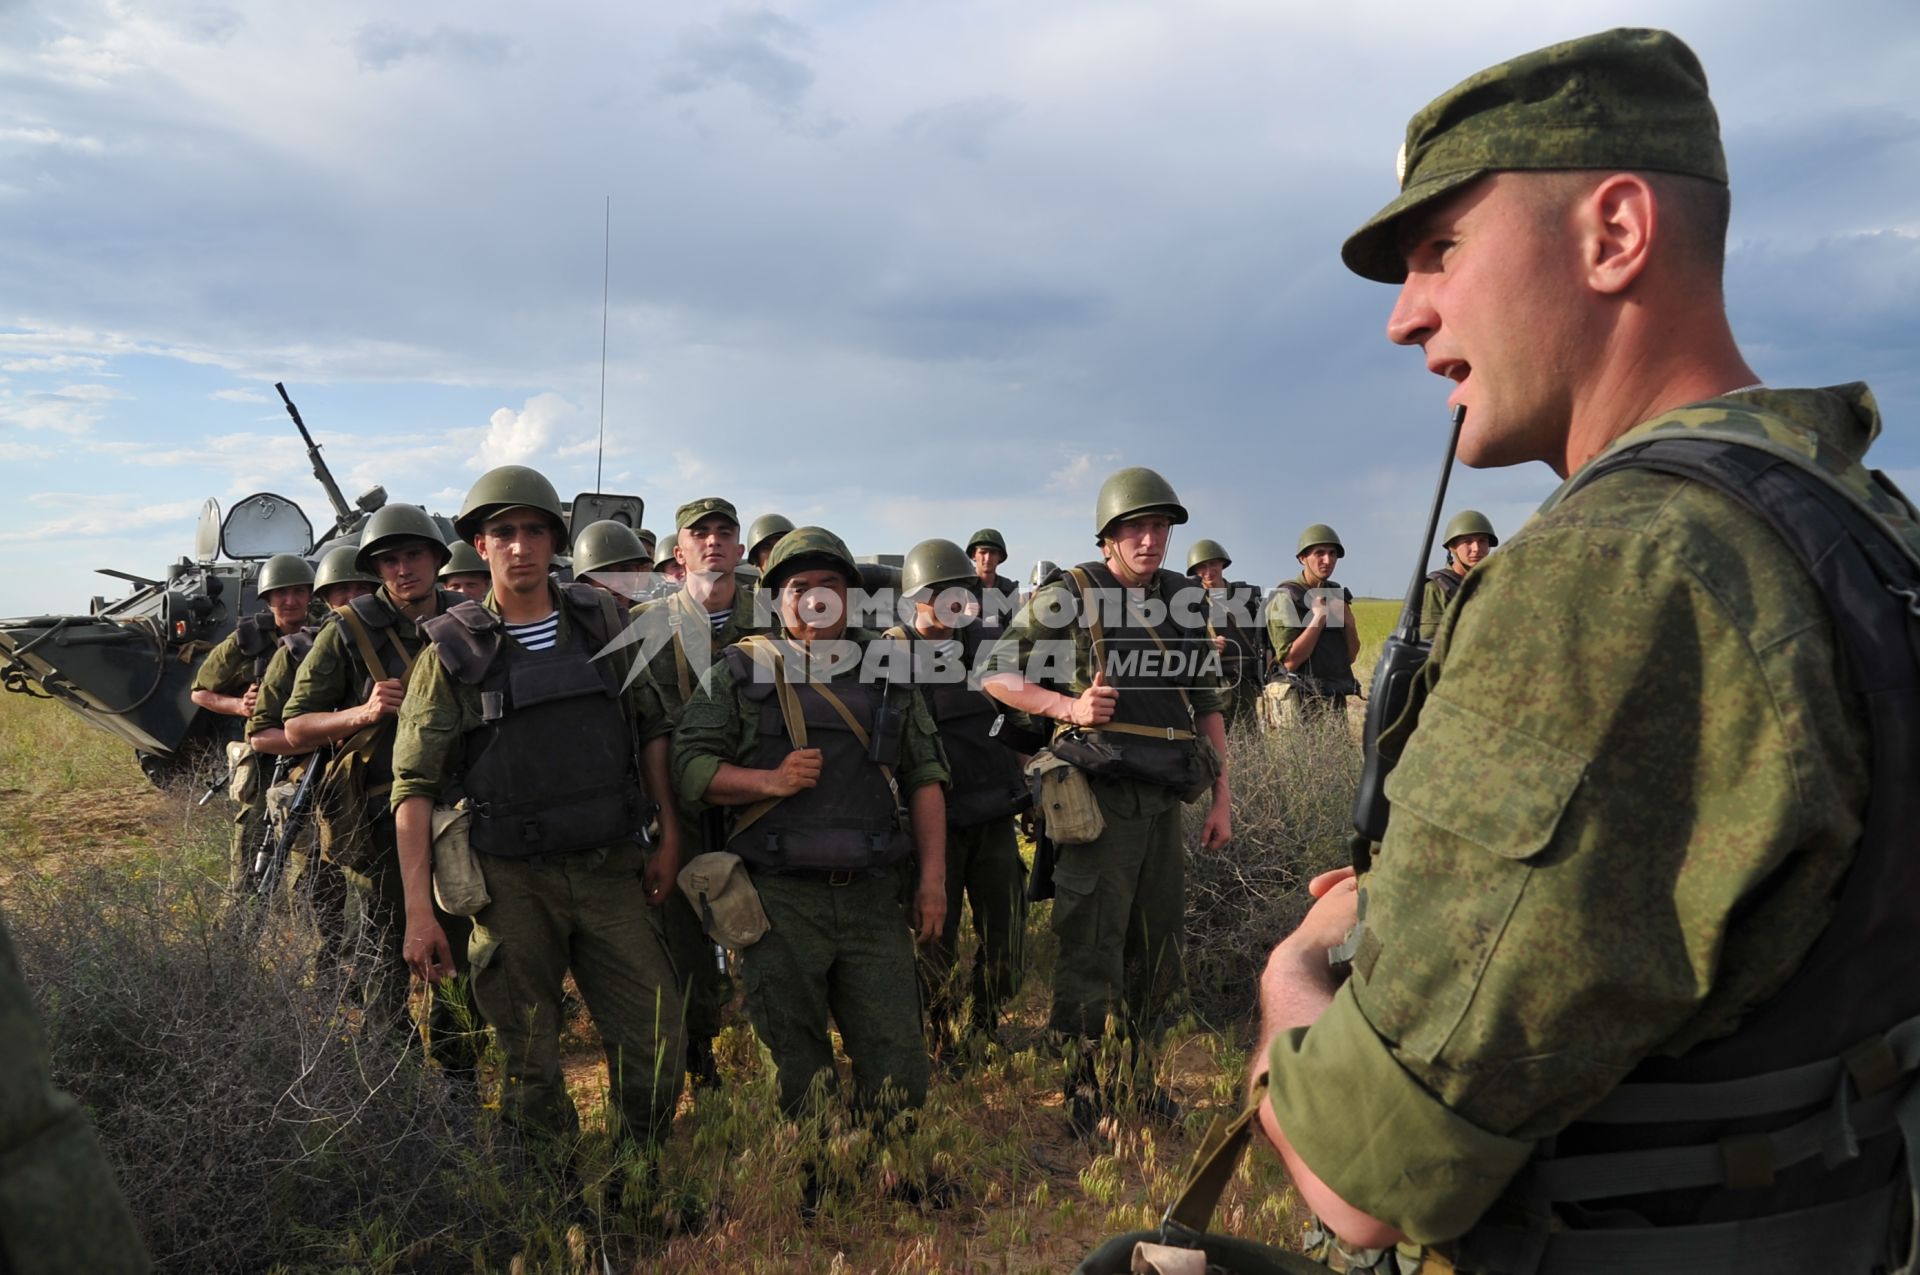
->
<box><xmin>0</xmin><ymin>662</ymin><xmax>1365</xmax><ymax>1273</ymax></box>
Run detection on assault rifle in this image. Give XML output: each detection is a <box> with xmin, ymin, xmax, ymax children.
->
<box><xmin>255</xmin><ymin>750</ymin><xmax>327</xmax><ymax>901</ymax></box>
<box><xmin>1347</xmin><ymin>405</ymin><xmax>1465</xmax><ymax>875</ymax></box>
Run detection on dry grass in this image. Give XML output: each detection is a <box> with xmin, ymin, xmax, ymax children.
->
<box><xmin>0</xmin><ymin>688</ymin><xmax>1352</xmax><ymax>1273</ymax></box>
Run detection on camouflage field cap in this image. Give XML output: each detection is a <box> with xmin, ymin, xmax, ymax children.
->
<box><xmin>1342</xmin><ymin>28</ymin><xmax>1727</xmax><ymax>283</ymax></box>
<box><xmin>761</xmin><ymin>526</ymin><xmax>857</xmax><ymax>590</ymax></box>
<box><xmin>676</xmin><ymin>496</ymin><xmax>739</xmax><ymax>532</ymax></box>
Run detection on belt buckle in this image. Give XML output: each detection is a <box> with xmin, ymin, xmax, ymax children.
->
<box><xmin>827</xmin><ymin>868</ymin><xmax>855</xmax><ymax>886</ymax></box>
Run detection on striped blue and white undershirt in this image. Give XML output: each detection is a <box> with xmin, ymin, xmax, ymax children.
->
<box><xmin>504</xmin><ymin>612</ymin><xmax>559</xmax><ymax>652</ymax></box>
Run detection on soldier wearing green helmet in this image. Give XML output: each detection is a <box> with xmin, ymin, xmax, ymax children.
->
<box><xmin>285</xmin><ymin>505</ymin><xmax>480</xmax><ymax>1085</ymax></box>
<box><xmin>984</xmin><ymin>466</ymin><xmax>1231</xmax><ymax>1135</ymax></box>
<box><xmin>571</xmin><ymin>518</ymin><xmax>652</xmax><ymax>609</ymax></box>
<box><xmin>1185</xmin><ymin>539</ymin><xmax>1267</xmax><ymax>730</ymax></box>
<box><xmin>628</xmin><ymin>495</ymin><xmax>769</xmax><ymax>1092</ymax></box>
<box><xmin>190</xmin><ymin>551</ymin><xmax>318</xmax><ymax>896</ymax></box>
<box><xmin>1266</xmin><ymin>523</ymin><xmax>1361</xmax><ymax>722</ymax></box>
<box><xmin>887</xmin><ymin>538</ymin><xmax>1033</xmax><ymax>1065</ymax></box>
<box><xmin>391</xmin><ymin>465</ymin><xmax>686</xmax><ymax>1150</ymax></box>
<box><xmin>246</xmin><ymin>544</ymin><xmax>377</xmax><ymax>956</ymax></box>
<box><xmin>1415</xmin><ymin>510</ymin><xmax>1499</xmax><ymax>641</ymax></box>
<box><xmin>1079</xmin><ymin>28</ymin><xmax>1920</xmax><ymax>1275</ymax></box>
<box><xmin>437</xmin><ymin>539</ymin><xmax>491</xmax><ymax>602</ymax></box>
<box><xmin>744</xmin><ymin>512</ymin><xmax>794</xmax><ymax>574</ymax></box>
<box><xmin>964</xmin><ymin>527</ymin><xmax>1021</xmax><ymax>637</ymax></box>
<box><xmin>672</xmin><ymin>526</ymin><xmax>949</xmax><ymax>1158</ymax></box>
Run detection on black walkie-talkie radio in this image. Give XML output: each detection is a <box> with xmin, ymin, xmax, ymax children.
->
<box><xmin>1347</xmin><ymin>405</ymin><xmax>1465</xmax><ymax>874</ymax></box>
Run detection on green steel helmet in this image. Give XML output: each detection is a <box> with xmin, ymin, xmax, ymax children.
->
<box><xmin>355</xmin><ymin>502</ymin><xmax>451</xmax><ymax>574</ymax></box>
<box><xmin>965</xmin><ymin>528</ymin><xmax>1008</xmax><ymax>557</ymax></box>
<box><xmin>654</xmin><ymin>546</ymin><xmax>679</xmax><ymax>571</ymax></box>
<box><xmin>572</xmin><ymin>519</ymin><xmax>648</xmax><ymax>578</ymax></box>
<box><xmin>635</xmin><ymin>527</ymin><xmax>658</xmax><ymax>556</ymax></box>
<box><xmin>746</xmin><ymin>512</ymin><xmax>795</xmax><ymax>562</ymax></box>
<box><xmin>1442</xmin><ymin>509</ymin><xmax>1499</xmax><ymax>549</ymax></box>
<box><xmin>1094</xmin><ymin>467</ymin><xmax>1189</xmax><ymax>541</ymax></box>
<box><xmin>762</xmin><ymin>526</ymin><xmax>857</xmax><ymax>591</ymax></box>
<box><xmin>454</xmin><ymin>465</ymin><xmax>570</xmax><ymax>551</ymax></box>
<box><xmin>1185</xmin><ymin>538</ymin><xmax>1232</xmax><ymax>574</ymax></box>
<box><xmin>1296</xmin><ymin>523</ymin><xmax>1345</xmax><ymax>558</ymax></box>
<box><xmin>315</xmin><ymin>545</ymin><xmax>380</xmax><ymax>592</ymax></box>
<box><xmin>256</xmin><ymin>552</ymin><xmax>315</xmax><ymax>596</ymax></box>
<box><xmin>902</xmin><ymin>538</ymin><xmax>977</xmax><ymax>597</ymax></box>
<box><xmin>438</xmin><ymin>540</ymin><xmax>488</xmax><ymax>579</ymax></box>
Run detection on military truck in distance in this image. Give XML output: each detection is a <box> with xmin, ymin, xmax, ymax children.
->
<box><xmin>0</xmin><ymin>385</ymin><xmax>641</xmax><ymax>787</ymax></box>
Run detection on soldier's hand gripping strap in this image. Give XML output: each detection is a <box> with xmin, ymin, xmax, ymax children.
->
<box><xmin>420</xmin><ymin>601</ymin><xmax>503</xmax><ymax>687</ymax></box>
<box><xmin>727</xmin><ymin>636</ymin><xmax>809</xmax><ymax>842</ymax></box>
<box><xmin>1061</xmin><ymin>566</ymin><xmax>1197</xmax><ymax>744</ymax></box>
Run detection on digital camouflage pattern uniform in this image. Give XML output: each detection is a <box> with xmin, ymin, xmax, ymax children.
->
<box><xmin>629</xmin><ymin>567</ymin><xmax>767</xmax><ymax>1078</ymax></box>
<box><xmin>671</xmin><ymin>629</ymin><xmax>949</xmax><ymax>1117</ymax></box>
<box><xmin>0</xmin><ymin>909</ymin><xmax>149</xmax><ymax>1275</ymax></box>
<box><xmin>282</xmin><ymin>586</ymin><xmax>481</xmax><ymax>1078</ymax></box>
<box><xmin>1264</xmin><ymin>390</ymin><xmax>1895</xmax><ymax>1263</ymax></box>
<box><xmin>392</xmin><ymin>581</ymin><xmax>684</xmax><ymax>1143</ymax></box>
<box><xmin>191</xmin><ymin>613</ymin><xmax>286</xmax><ymax>894</ymax></box>
<box><xmin>991</xmin><ymin>568</ymin><xmax>1226</xmax><ymax>1045</ymax></box>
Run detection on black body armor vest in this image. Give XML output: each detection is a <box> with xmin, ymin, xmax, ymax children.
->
<box><xmin>1426</xmin><ymin>567</ymin><xmax>1463</xmax><ymax>605</ymax></box>
<box><xmin>723</xmin><ymin>643</ymin><xmax>911</xmax><ymax>873</ymax></box>
<box><xmin>1273</xmin><ymin>578</ymin><xmax>1357</xmax><ymax>694</ymax></box>
<box><xmin>233</xmin><ymin>611</ymin><xmax>278</xmax><ymax>681</ymax></box>
<box><xmin>423</xmin><ymin>586</ymin><xmax>643</xmax><ymax>860</ymax></box>
<box><xmin>901</xmin><ymin>626</ymin><xmax>1031</xmax><ymax>829</ymax></box>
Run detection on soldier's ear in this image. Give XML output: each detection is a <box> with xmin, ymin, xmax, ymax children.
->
<box><xmin>1582</xmin><ymin>172</ymin><xmax>1657</xmax><ymax>297</ymax></box>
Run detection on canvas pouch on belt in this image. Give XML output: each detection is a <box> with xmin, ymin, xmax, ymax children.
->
<box><xmin>429</xmin><ymin>801</ymin><xmax>489</xmax><ymax>916</ymax></box>
<box><xmin>677</xmin><ymin>850</ymin><xmax>771</xmax><ymax>948</ymax></box>
<box><xmin>226</xmin><ymin>740</ymin><xmax>261</xmax><ymax>804</ymax></box>
<box><xmin>1025</xmin><ymin>749</ymin><xmax>1105</xmax><ymax>845</ymax></box>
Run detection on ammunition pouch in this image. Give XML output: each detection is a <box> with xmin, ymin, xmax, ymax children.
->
<box><xmin>1025</xmin><ymin>749</ymin><xmax>1104</xmax><ymax>845</ymax></box>
<box><xmin>1050</xmin><ymin>724</ymin><xmax>1207</xmax><ymax>797</ymax></box>
<box><xmin>429</xmin><ymin>801</ymin><xmax>488</xmax><ymax>916</ymax></box>
<box><xmin>677</xmin><ymin>850</ymin><xmax>771</xmax><ymax>948</ymax></box>
<box><xmin>225</xmin><ymin>740</ymin><xmax>261</xmax><ymax>804</ymax></box>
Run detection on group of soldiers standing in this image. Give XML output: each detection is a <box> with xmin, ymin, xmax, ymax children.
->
<box><xmin>182</xmin><ymin>453</ymin><xmax>1503</xmax><ymax>1202</ymax></box>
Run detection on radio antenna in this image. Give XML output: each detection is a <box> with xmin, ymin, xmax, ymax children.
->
<box><xmin>596</xmin><ymin>195</ymin><xmax>610</xmax><ymax>493</ymax></box>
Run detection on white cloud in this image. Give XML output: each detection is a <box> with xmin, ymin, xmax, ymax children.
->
<box><xmin>211</xmin><ymin>387</ymin><xmax>269</xmax><ymax>403</ymax></box>
<box><xmin>471</xmin><ymin>393</ymin><xmax>578</xmax><ymax>470</ymax></box>
<box><xmin>0</xmin><ymin>354</ymin><xmax>107</xmax><ymax>373</ymax></box>
<box><xmin>0</xmin><ymin>495</ymin><xmax>203</xmax><ymax>544</ymax></box>
<box><xmin>0</xmin><ymin>125</ymin><xmax>105</xmax><ymax>153</ymax></box>
<box><xmin>0</xmin><ymin>383</ymin><xmax>123</xmax><ymax>434</ymax></box>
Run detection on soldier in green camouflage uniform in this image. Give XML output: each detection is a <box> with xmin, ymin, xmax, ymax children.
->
<box><xmin>1078</xmin><ymin>29</ymin><xmax>1920</xmax><ymax>1275</ymax></box>
<box><xmin>985</xmin><ymin>469</ymin><xmax>1232</xmax><ymax>1133</ymax></box>
<box><xmin>744</xmin><ymin>512</ymin><xmax>794</xmax><ymax>574</ymax></box>
<box><xmin>1266</xmin><ymin>525</ymin><xmax>1360</xmax><ymax>723</ymax></box>
<box><xmin>284</xmin><ymin>506</ymin><xmax>480</xmax><ymax>1082</ymax></box>
<box><xmin>891</xmin><ymin>538</ymin><xmax>1032</xmax><ymax>1061</ymax></box>
<box><xmin>392</xmin><ymin>467</ymin><xmax>685</xmax><ymax>1146</ymax></box>
<box><xmin>1186</xmin><ymin>539</ymin><xmax>1265</xmax><ymax>729</ymax></box>
<box><xmin>248</xmin><ymin>546</ymin><xmax>377</xmax><ymax>953</ymax></box>
<box><xmin>627</xmin><ymin>496</ymin><xmax>768</xmax><ymax>1092</ymax></box>
<box><xmin>191</xmin><ymin>552</ymin><xmax>314</xmax><ymax>896</ymax></box>
<box><xmin>1414</xmin><ymin>511</ymin><xmax>1496</xmax><ymax>642</ymax></box>
<box><xmin>0</xmin><ymin>909</ymin><xmax>149</xmax><ymax>1274</ymax></box>
<box><xmin>672</xmin><ymin>527</ymin><xmax>949</xmax><ymax>1120</ymax></box>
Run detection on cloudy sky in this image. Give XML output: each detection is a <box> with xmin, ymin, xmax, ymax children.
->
<box><xmin>3</xmin><ymin>0</ymin><xmax>1917</xmax><ymax>616</ymax></box>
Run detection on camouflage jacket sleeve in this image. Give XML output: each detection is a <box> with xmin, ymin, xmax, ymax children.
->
<box><xmin>983</xmin><ymin>579</ymin><xmax>1086</xmax><ymax>694</ymax></box>
<box><xmin>670</xmin><ymin>657</ymin><xmax>753</xmax><ymax>805</ymax></box>
<box><xmin>282</xmin><ymin>622</ymin><xmax>357</xmax><ymax>721</ymax></box>
<box><xmin>190</xmin><ymin>632</ymin><xmax>252</xmax><ymax>695</ymax></box>
<box><xmin>246</xmin><ymin>646</ymin><xmax>300</xmax><ymax>738</ymax></box>
<box><xmin>1264</xmin><ymin>468</ymin><xmax>1868</xmax><ymax>1244</ymax></box>
<box><xmin>894</xmin><ymin>681</ymin><xmax>948</xmax><ymax>793</ymax></box>
<box><xmin>0</xmin><ymin>913</ymin><xmax>150</xmax><ymax>1274</ymax></box>
<box><xmin>1415</xmin><ymin>578</ymin><xmax>1447</xmax><ymax>643</ymax></box>
<box><xmin>388</xmin><ymin>650</ymin><xmax>478</xmax><ymax>810</ymax></box>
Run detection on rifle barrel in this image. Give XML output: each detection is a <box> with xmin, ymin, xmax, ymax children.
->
<box><xmin>275</xmin><ymin>382</ymin><xmax>354</xmax><ymax>527</ymax></box>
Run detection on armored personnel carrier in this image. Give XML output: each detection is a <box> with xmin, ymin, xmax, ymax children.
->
<box><xmin>0</xmin><ymin>385</ymin><xmax>641</xmax><ymax>786</ymax></box>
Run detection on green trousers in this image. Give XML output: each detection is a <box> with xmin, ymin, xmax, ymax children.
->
<box><xmin>740</xmin><ymin>870</ymin><xmax>929</xmax><ymax>1118</ymax></box>
<box><xmin>348</xmin><ymin>842</ymin><xmax>481</xmax><ymax>1081</ymax></box>
<box><xmin>1048</xmin><ymin>776</ymin><xmax>1187</xmax><ymax>1042</ymax></box>
<box><xmin>656</xmin><ymin>819</ymin><xmax>735</xmax><ymax>1044</ymax></box>
<box><xmin>917</xmin><ymin>817</ymin><xmax>1026</xmax><ymax>1040</ymax></box>
<box><xmin>467</xmin><ymin>841</ymin><xmax>684</xmax><ymax>1145</ymax></box>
